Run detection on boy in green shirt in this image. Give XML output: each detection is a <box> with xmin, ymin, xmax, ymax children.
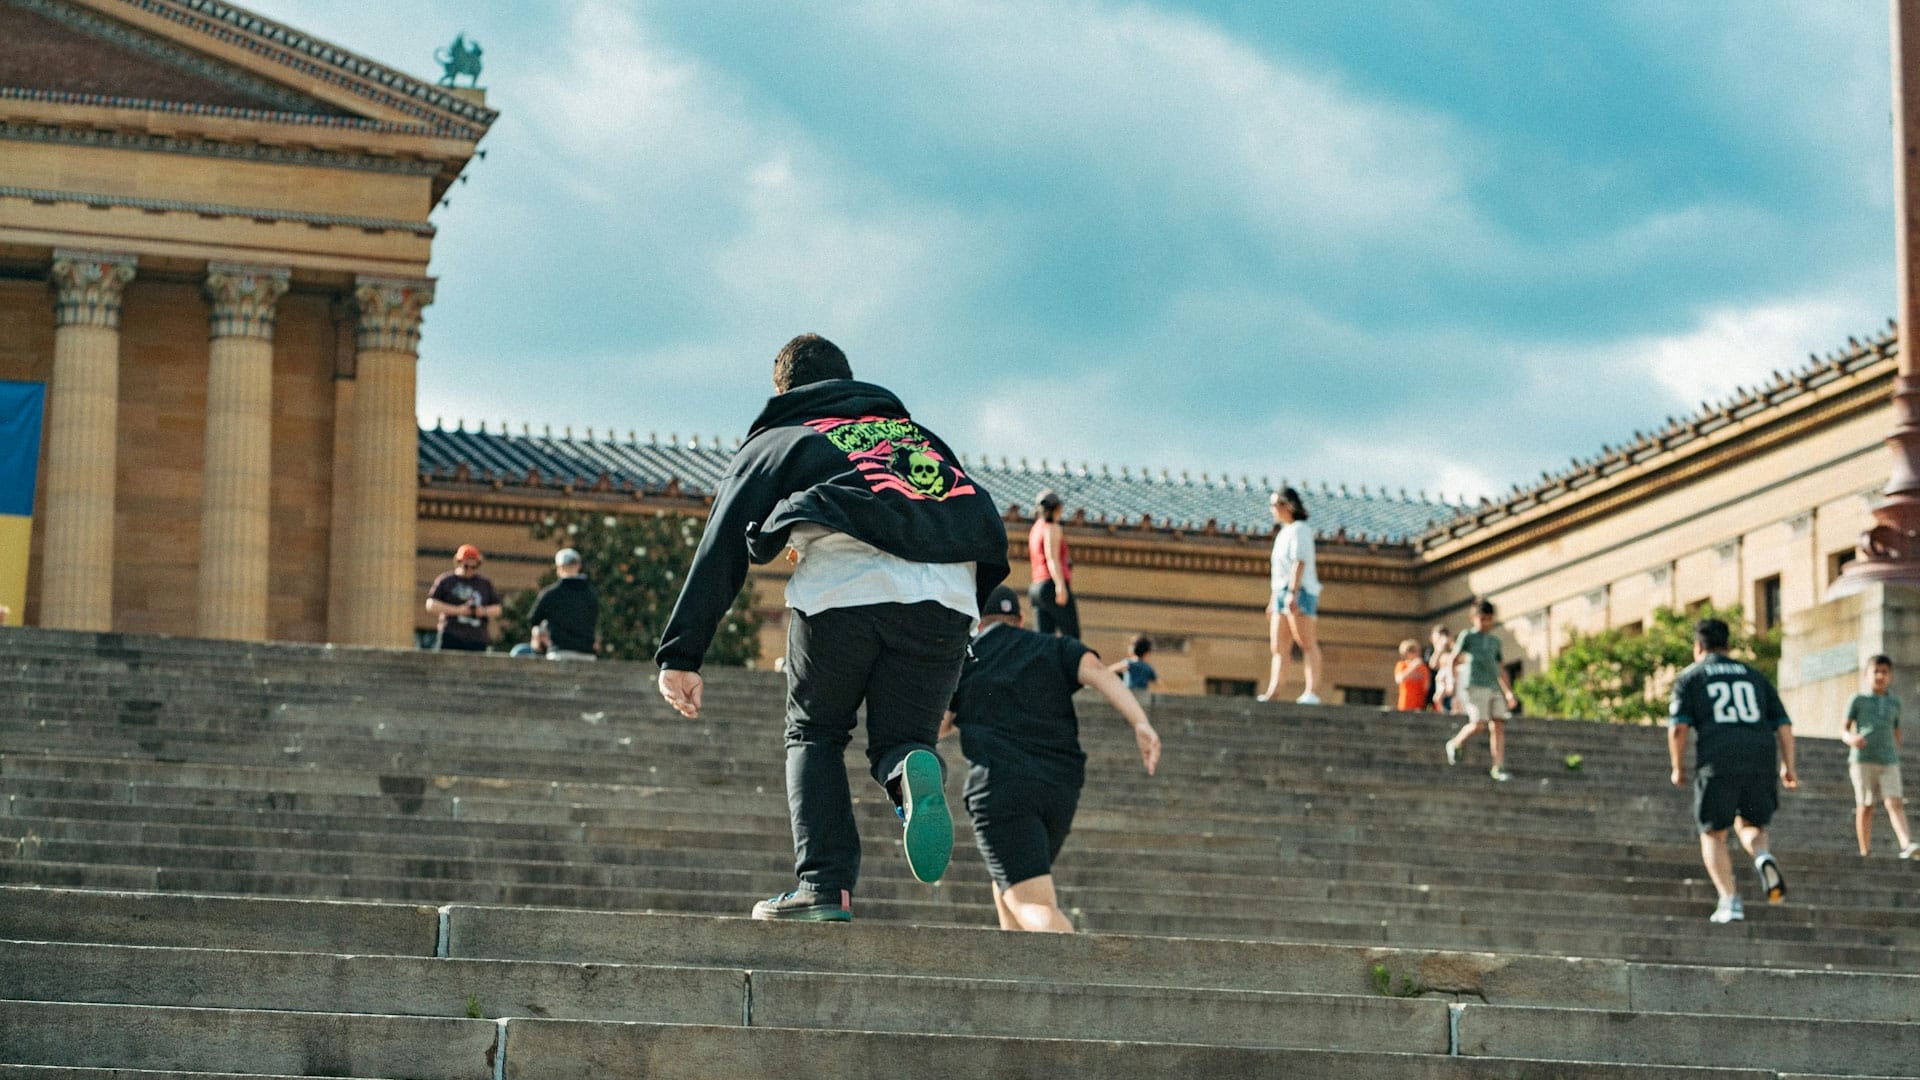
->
<box><xmin>1843</xmin><ymin>654</ymin><xmax>1918</xmax><ymax>858</ymax></box>
<box><xmin>1441</xmin><ymin>598</ymin><xmax>1520</xmax><ymax>782</ymax></box>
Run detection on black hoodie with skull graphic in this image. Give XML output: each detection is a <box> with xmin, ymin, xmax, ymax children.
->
<box><xmin>654</xmin><ymin>379</ymin><xmax>1009</xmax><ymax>672</ymax></box>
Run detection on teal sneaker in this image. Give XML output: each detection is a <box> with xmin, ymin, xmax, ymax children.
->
<box><xmin>752</xmin><ymin>886</ymin><xmax>852</xmax><ymax>922</ymax></box>
<box><xmin>898</xmin><ymin>749</ymin><xmax>952</xmax><ymax>883</ymax></box>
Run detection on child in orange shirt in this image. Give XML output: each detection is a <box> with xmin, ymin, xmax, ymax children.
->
<box><xmin>1394</xmin><ymin>639</ymin><xmax>1431</xmax><ymax>712</ymax></box>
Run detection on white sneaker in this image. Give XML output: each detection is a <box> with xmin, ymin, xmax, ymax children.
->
<box><xmin>1900</xmin><ymin>843</ymin><xmax>1919</xmax><ymax>860</ymax></box>
<box><xmin>1709</xmin><ymin>895</ymin><xmax>1744</xmax><ymax>923</ymax></box>
<box><xmin>1296</xmin><ymin>692</ymin><xmax>1321</xmax><ymax>705</ymax></box>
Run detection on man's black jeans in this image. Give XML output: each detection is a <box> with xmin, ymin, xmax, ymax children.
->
<box><xmin>782</xmin><ymin>600</ymin><xmax>972</xmax><ymax>894</ymax></box>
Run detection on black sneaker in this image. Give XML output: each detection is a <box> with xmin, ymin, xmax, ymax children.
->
<box><xmin>751</xmin><ymin>886</ymin><xmax>851</xmax><ymax>922</ymax></box>
<box><xmin>1755</xmin><ymin>853</ymin><xmax>1787</xmax><ymax>905</ymax></box>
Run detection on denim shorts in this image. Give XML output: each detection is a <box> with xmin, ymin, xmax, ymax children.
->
<box><xmin>1273</xmin><ymin>588</ymin><xmax>1320</xmax><ymax>616</ymax></box>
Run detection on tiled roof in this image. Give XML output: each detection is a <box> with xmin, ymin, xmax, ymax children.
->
<box><xmin>418</xmin><ymin>425</ymin><xmax>1464</xmax><ymax>544</ymax></box>
<box><xmin>1414</xmin><ymin>322</ymin><xmax>1900</xmax><ymax>549</ymax></box>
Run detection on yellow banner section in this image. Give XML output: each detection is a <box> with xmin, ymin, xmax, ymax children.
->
<box><xmin>0</xmin><ymin>513</ymin><xmax>29</xmax><ymax>625</ymax></box>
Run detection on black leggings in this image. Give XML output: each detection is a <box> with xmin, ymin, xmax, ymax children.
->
<box><xmin>1027</xmin><ymin>580</ymin><xmax>1081</xmax><ymax>640</ymax></box>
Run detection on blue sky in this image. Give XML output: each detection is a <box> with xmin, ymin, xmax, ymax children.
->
<box><xmin>250</xmin><ymin>1</ymin><xmax>1895</xmax><ymax>501</ymax></box>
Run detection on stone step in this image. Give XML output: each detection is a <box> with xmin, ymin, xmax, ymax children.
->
<box><xmin>1</xmin><ymin>702</ymin><xmax>1843</xmax><ymax>784</ymax></box>
<box><xmin>0</xmin><ymin>940</ymin><xmax>1458</xmax><ymax>1056</ymax></box>
<box><xmin>2</xmin><ymin>753</ymin><xmax>1872</xmax><ymax>838</ymax></box>
<box><xmin>12</xmin><ymin>810</ymin><xmax>1914</xmax><ymax>917</ymax></box>
<box><xmin>1</xmin><ymin>864</ymin><xmax>1908</xmax><ymax>972</ymax></box>
<box><xmin>0</xmin><ymin>1000</ymin><xmax>1789</xmax><ymax>1080</ymax></box>
<box><xmin>11</xmin><ymin>887</ymin><xmax>1919</xmax><ymax>1024</ymax></box>
<box><xmin>0</xmin><ymin>1001</ymin><xmax>496</xmax><ymax>1079</ymax></box>
<box><xmin>6</xmin><ymin>818</ymin><xmax>1914</xmax><ymax>935</ymax></box>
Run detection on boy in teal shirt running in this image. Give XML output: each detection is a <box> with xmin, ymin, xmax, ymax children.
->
<box><xmin>1843</xmin><ymin>654</ymin><xmax>1918</xmax><ymax>858</ymax></box>
<box><xmin>1442</xmin><ymin>598</ymin><xmax>1520</xmax><ymax>782</ymax></box>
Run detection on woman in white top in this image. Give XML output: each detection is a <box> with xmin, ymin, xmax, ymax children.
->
<box><xmin>1259</xmin><ymin>487</ymin><xmax>1324</xmax><ymax>705</ymax></box>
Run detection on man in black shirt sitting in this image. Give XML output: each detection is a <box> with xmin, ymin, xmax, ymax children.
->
<box><xmin>528</xmin><ymin>547</ymin><xmax>599</xmax><ymax>660</ymax></box>
<box><xmin>1667</xmin><ymin>617</ymin><xmax>1797</xmax><ymax>924</ymax></box>
<box><xmin>943</xmin><ymin>585</ymin><xmax>1161</xmax><ymax>932</ymax></box>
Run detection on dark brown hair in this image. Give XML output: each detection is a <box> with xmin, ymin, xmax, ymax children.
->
<box><xmin>773</xmin><ymin>334</ymin><xmax>853</xmax><ymax>393</ymax></box>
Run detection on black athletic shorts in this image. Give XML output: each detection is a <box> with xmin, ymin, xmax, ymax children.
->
<box><xmin>965</xmin><ymin>765</ymin><xmax>1080</xmax><ymax>887</ymax></box>
<box><xmin>1694</xmin><ymin>769</ymin><xmax>1778</xmax><ymax>833</ymax></box>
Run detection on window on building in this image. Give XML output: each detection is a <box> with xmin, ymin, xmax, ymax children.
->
<box><xmin>1504</xmin><ymin>661</ymin><xmax>1524</xmax><ymax>685</ymax></box>
<box><xmin>1829</xmin><ymin>548</ymin><xmax>1857</xmax><ymax>585</ymax></box>
<box><xmin>1153</xmin><ymin>635</ymin><xmax>1191</xmax><ymax>653</ymax></box>
<box><xmin>1206</xmin><ymin>678</ymin><xmax>1257</xmax><ymax>697</ymax></box>
<box><xmin>1341</xmin><ymin>687</ymin><xmax>1386</xmax><ymax>707</ymax></box>
<box><xmin>1617</xmin><ymin>621</ymin><xmax>1643</xmax><ymax>637</ymax></box>
<box><xmin>1755</xmin><ymin>575</ymin><xmax>1782</xmax><ymax>632</ymax></box>
<box><xmin>1685</xmin><ymin>597</ymin><xmax>1710</xmax><ymax>614</ymax></box>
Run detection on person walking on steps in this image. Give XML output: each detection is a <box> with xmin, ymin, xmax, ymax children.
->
<box><xmin>1667</xmin><ymin>617</ymin><xmax>1797</xmax><ymax>924</ymax></box>
<box><xmin>1442</xmin><ymin>599</ymin><xmax>1519</xmax><ymax>781</ymax></box>
<box><xmin>654</xmin><ymin>333</ymin><xmax>1009</xmax><ymax>922</ymax></box>
<box><xmin>1259</xmin><ymin>487</ymin><xmax>1323</xmax><ymax>704</ymax></box>
<box><xmin>1841</xmin><ymin>654</ymin><xmax>1918</xmax><ymax>858</ymax></box>
<box><xmin>1027</xmin><ymin>489</ymin><xmax>1080</xmax><ymax>639</ymax></box>
<box><xmin>943</xmin><ymin>585</ymin><xmax>1161</xmax><ymax>932</ymax></box>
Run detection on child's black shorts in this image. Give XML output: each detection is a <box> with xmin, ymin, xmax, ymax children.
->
<box><xmin>964</xmin><ymin>765</ymin><xmax>1080</xmax><ymax>888</ymax></box>
<box><xmin>1694</xmin><ymin>769</ymin><xmax>1777</xmax><ymax>833</ymax></box>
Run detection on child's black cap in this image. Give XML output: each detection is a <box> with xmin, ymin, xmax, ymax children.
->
<box><xmin>984</xmin><ymin>585</ymin><xmax>1022</xmax><ymax>617</ymax></box>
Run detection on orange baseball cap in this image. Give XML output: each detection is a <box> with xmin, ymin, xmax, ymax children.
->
<box><xmin>455</xmin><ymin>544</ymin><xmax>483</xmax><ymax>562</ymax></box>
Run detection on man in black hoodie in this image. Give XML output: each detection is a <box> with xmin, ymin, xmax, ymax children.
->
<box><xmin>655</xmin><ymin>334</ymin><xmax>1009</xmax><ymax>921</ymax></box>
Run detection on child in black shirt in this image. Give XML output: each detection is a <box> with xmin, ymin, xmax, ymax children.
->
<box><xmin>943</xmin><ymin>586</ymin><xmax>1161</xmax><ymax>931</ymax></box>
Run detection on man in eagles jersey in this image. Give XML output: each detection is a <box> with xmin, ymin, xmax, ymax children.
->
<box><xmin>1667</xmin><ymin>618</ymin><xmax>1797</xmax><ymax>924</ymax></box>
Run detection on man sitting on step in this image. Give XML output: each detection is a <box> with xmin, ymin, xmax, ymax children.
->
<box><xmin>655</xmin><ymin>333</ymin><xmax>1009</xmax><ymax>921</ymax></box>
<box><xmin>943</xmin><ymin>585</ymin><xmax>1161</xmax><ymax>932</ymax></box>
<box><xmin>1667</xmin><ymin>617</ymin><xmax>1797</xmax><ymax>924</ymax></box>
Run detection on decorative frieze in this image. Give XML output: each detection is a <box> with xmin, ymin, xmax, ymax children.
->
<box><xmin>1788</xmin><ymin>512</ymin><xmax>1815</xmax><ymax>537</ymax></box>
<box><xmin>353</xmin><ymin>277</ymin><xmax>435</xmax><ymax>354</ymax></box>
<box><xmin>205</xmin><ymin>264</ymin><xmax>291</xmax><ymax>341</ymax></box>
<box><xmin>50</xmin><ymin>251</ymin><xmax>137</xmax><ymax>329</ymax></box>
<box><xmin>1</xmin><ymin>186</ymin><xmax>432</xmax><ymax>236</ymax></box>
<box><xmin>1714</xmin><ymin>539</ymin><xmax>1740</xmax><ymax>563</ymax></box>
<box><xmin>0</xmin><ymin>120</ymin><xmax>444</xmax><ymax>176</ymax></box>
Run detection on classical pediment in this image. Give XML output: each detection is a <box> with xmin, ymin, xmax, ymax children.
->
<box><xmin>0</xmin><ymin>0</ymin><xmax>351</xmax><ymax>116</ymax></box>
<box><xmin>0</xmin><ymin>0</ymin><xmax>494</xmax><ymax>139</ymax></box>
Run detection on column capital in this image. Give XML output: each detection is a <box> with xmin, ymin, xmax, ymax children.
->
<box><xmin>352</xmin><ymin>276</ymin><xmax>435</xmax><ymax>354</ymax></box>
<box><xmin>50</xmin><ymin>250</ymin><xmax>138</xmax><ymax>330</ymax></box>
<box><xmin>205</xmin><ymin>263</ymin><xmax>291</xmax><ymax>341</ymax></box>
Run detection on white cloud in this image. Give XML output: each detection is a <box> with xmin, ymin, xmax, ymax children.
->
<box><xmin>1530</xmin><ymin>294</ymin><xmax>1885</xmax><ymax>412</ymax></box>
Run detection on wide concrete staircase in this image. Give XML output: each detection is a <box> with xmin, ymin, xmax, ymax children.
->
<box><xmin>0</xmin><ymin>627</ymin><xmax>1915</xmax><ymax>1078</ymax></box>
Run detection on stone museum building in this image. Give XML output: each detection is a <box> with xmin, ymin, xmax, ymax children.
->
<box><xmin>0</xmin><ymin>0</ymin><xmax>492</xmax><ymax>646</ymax></box>
<box><xmin>0</xmin><ymin>0</ymin><xmax>1899</xmax><ymax>735</ymax></box>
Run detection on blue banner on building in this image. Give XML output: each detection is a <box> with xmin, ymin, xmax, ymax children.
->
<box><xmin>0</xmin><ymin>380</ymin><xmax>47</xmax><ymax>624</ymax></box>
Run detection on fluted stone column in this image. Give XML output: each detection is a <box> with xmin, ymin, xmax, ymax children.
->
<box><xmin>41</xmin><ymin>251</ymin><xmax>136</xmax><ymax>631</ymax></box>
<box><xmin>336</xmin><ymin>276</ymin><xmax>433</xmax><ymax>646</ymax></box>
<box><xmin>198</xmin><ymin>264</ymin><xmax>290</xmax><ymax>640</ymax></box>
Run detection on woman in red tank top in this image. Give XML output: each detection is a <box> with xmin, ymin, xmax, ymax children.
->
<box><xmin>1026</xmin><ymin>489</ymin><xmax>1080</xmax><ymax>639</ymax></box>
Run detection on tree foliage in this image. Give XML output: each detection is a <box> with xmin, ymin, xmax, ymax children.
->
<box><xmin>1514</xmin><ymin>605</ymin><xmax>1780</xmax><ymax>725</ymax></box>
<box><xmin>498</xmin><ymin>510</ymin><xmax>760</xmax><ymax>665</ymax></box>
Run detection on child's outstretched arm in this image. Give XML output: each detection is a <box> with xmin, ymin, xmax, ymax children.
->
<box><xmin>1107</xmin><ymin>658</ymin><xmax>1130</xmax><ymax>675</ymax></box>
<box><xmin>1078</xmin><ymin>652</ymin><xmax>1161</xmax><ymax>775</ymax></box>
